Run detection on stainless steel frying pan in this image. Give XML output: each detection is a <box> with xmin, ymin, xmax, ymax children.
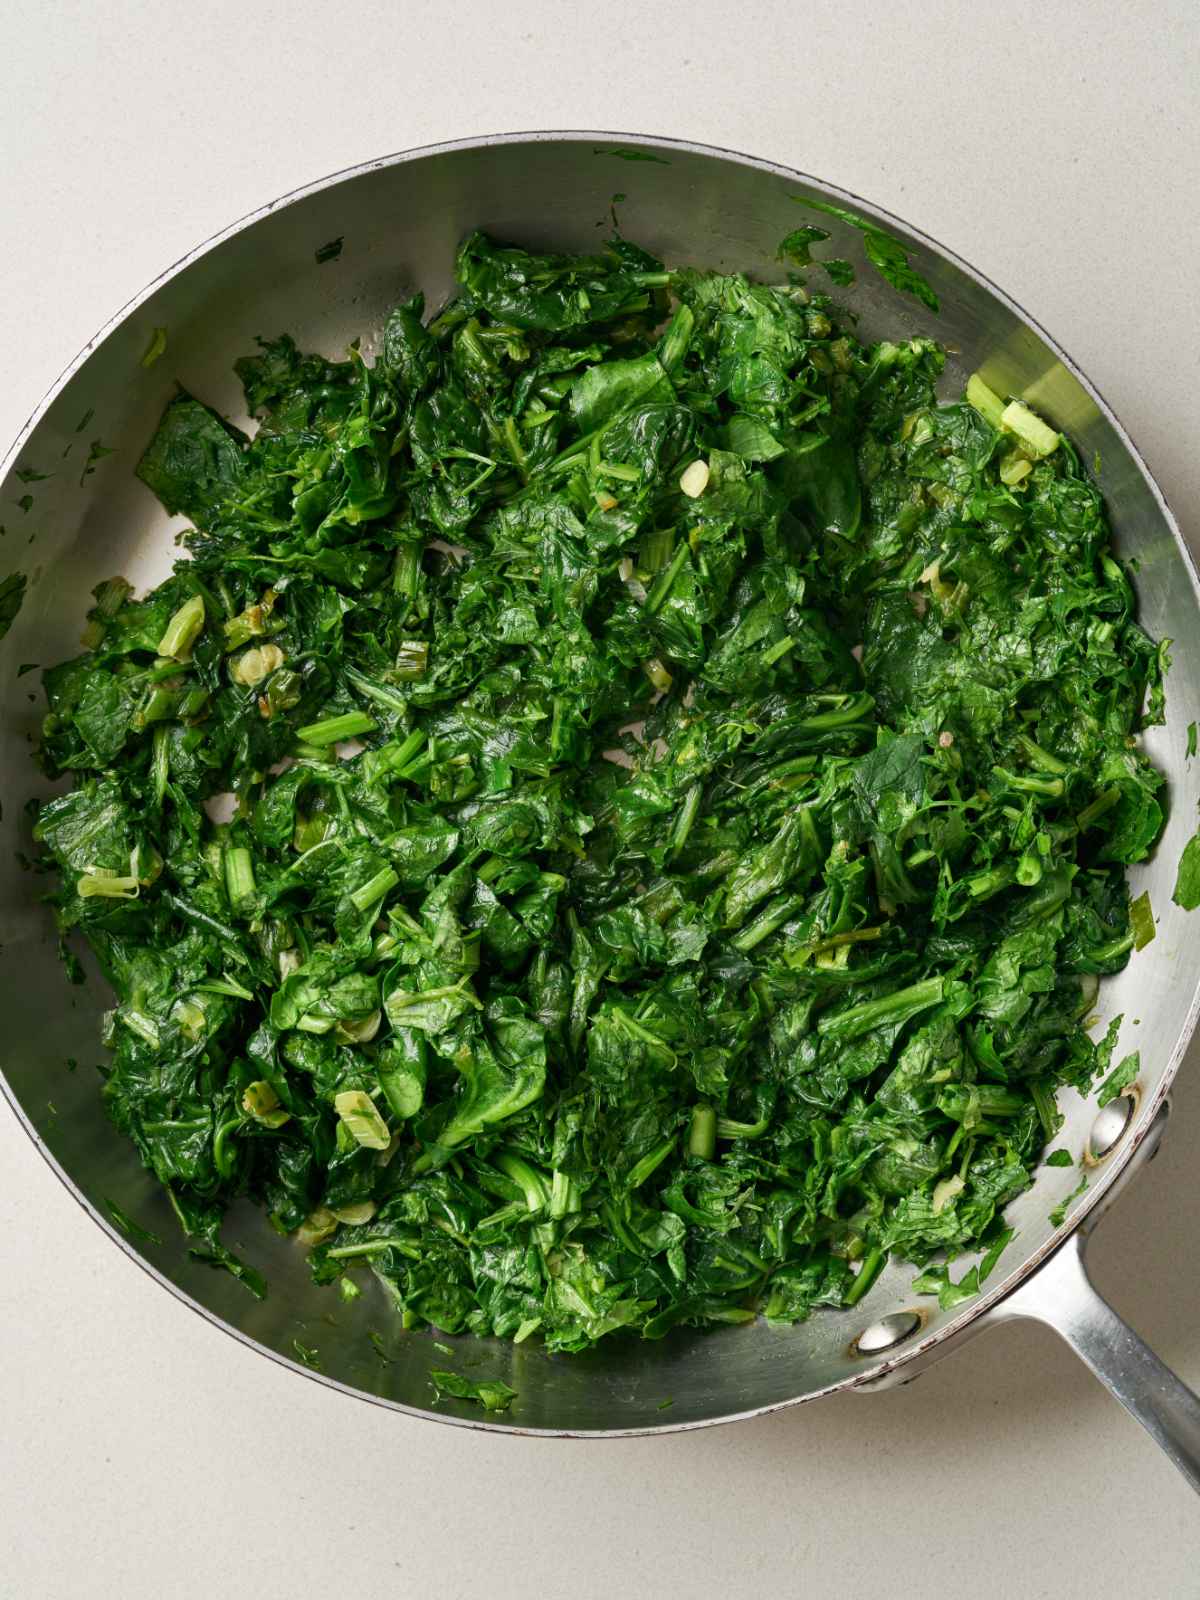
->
<box><xmin>4</xmin><ymin>132</ymin><xmax>1199</xmax><ymax>1477</ymax></box>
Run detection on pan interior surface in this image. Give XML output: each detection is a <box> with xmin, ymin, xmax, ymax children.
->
<box><xmin>2</xmin><ymin>133</ymin><xmax>1196</xmax><ymax>1434</ymax></box>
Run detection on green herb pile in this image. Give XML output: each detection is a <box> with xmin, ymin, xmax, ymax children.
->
<box><xmin>32</xmin><ymin>230</ymin><xmax>1166</xmax><ymax>1350</ymax></box>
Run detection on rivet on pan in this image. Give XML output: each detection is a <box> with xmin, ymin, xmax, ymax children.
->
<box><xmin>1088</xmin><ymin>1093</ymin><xmax>1137</xmax><ymax>1163</ymax></box>
<box><xmin>853</xmin><ymin>1311</ymin><xmax>921</xmax><ymax>1356</ymax></box>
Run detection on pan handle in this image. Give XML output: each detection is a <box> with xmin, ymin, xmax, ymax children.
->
<box><xmin>858</xmin><ymin>1103</ymin><xmax>1200</xmax><ymax>1489</ymax></box>
<box><xmin>999</xmin><ymin>1107</ymin><xmax>1200</xmax><ymax>1493</ymax></box>
<box><xmin>1002</xmin><ymin>1230</ymin><xmax>1200</xmax><ymax>1491</ymax></box>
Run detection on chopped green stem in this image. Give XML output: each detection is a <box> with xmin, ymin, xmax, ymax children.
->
<box><xmin>296</xmin><ymin>711</ymin><xmax>377</xmax><ymax>746</ymax></box>
<box><xmin>156</xmin><ymin>593</ymin><xmax>205</xmax><ymax>660</ymax></box>
<box><xmin>994</xmin><ymin>766</ymin><xmax>1064</xmax><ymax>799</ymax></box>
<box><xmin>644</xmin><ymin>541</ymin><xmax>690</xmax><ymax>615</ymax></box>
<box><xmin>666</xmin><ymin>782</ymin><xmax>703</xmax><ymax>862</ymax></box>
<box><xmin>350</xmin><ymin>866</ymin><xmax>399</xmax><ymax>914</ymax></box>
<box><xmin>626</xmin><ymin>1137</ymin><xmax>676</xmax><ymax>1190</ymax></box>
<box><xmin>379</xmin><ymin>729</ymin><xmax>426</xmax><ymax>772</ymax></box>
<box><xmin>152</xmin><ymin>724</ymin><xmax>170</xmax><ymax>808</ymax></box>
<box><xmin>732</xmin><ymin>893</ymin><xmax>805</xmax><ymax>953</ymax></box>
<box><xmin>195</xmin><ymin>975</ymin><xmax>255</xmax><ymax>1000</ymax></box>
<box><xmin>212</xmin><ymin>1116</ymin><xmax>242</xmax><ymax>1178</ymax></box>
<box><xmin>638</xmin><ymin>879</ymin><xmax>684</xmax><ymax>925</ymax></box>
<box><xmin>223</xmin><ymin>847</ymin><xmax>256</xmax><ymax>912</ymax></box>
<box><xmin>394</xmin><ymin>640</ymin><xmax>428</xmax><ymax>681</ymax></box>
<box><xmin>746</xmin><ymin>756</ymin><xmax>819</xmax><ymax>796</ymax></box>
<box><xmin>762</xmin><ymin>635</ymin><xmax>797</xmax><ymax>667</ymax></box>
<box><xmin>1016</xmin><ymin>849</ymin><xmax>1043</xmax><ymax>886</ymax></box>
<box><xmin>793</xmin><ymin>691</ymin><xmax>875</xmax><ymax>730</ymax></box>
<box><xmin>688</xmin><ymin>1104</ymin><xmax>717</xmax><ymax>1160</ymax></box>
<box><xmin>134</xmin><ymin>684</ymin><xmax>181</xmax><ymax>729</ymax></box>
<box><xmin>1087</xmin><ymin>930</ymin><xmax>1135</xmax><ymax>964</ymax></box>
<box><xmin>328</xmin><ymin>1238</ymin><xmax>419</xmax><ymax>1260</ymax></box>
<box><xmin>549</xmin><ymin>1169</ymin><xmax>581</xmax><ymax>1218</ymax></box>
<box><xmin>716</xmin><ymin>1114</ymin><xmax>770</xmax><ymax>1140</ymax></box>
<box><xmin>501</xmin><ymin>415</ymin><xmax>527</xmax><ymax>477</ymax></box>
<box><xmin>388</xmin><ymin>979</ymin><xmax>481</xmax><ymax>1012</ymax></box>
<box><xmin>638</xmin><ymin>527</ymin><xmax>674</xmax><ymax>575</ymax></box>
<box><xmin>1077</xmin><ymin>786</ymin><xmax>1121</xmax><ymax>828</ymax></box>
<box><xmin>393</xmin><ymin>540</ymin><xmax>423</xmax><ymax>600</ymax></box>
<box><xmin>1030</xmin><ymin>1080</ymin><xmax>1061</xmax><ymax>1142</ymax></box>
<box><xmin>494</xmin><ymin>1151</ymin><xmax>551</xmax><ymax>1212</ymax></box>
<box><xmin>656</xmin><ymin>302</ymin><xmax>694</xmax><ymax>376</ymax></box>
<box><xmin>817</xmin><ymin>976</ymin><xmax>944</xmax><ymax>1042</ymax></box>
<box><xmin>845</xmin><ymin>1247</ymin><xmax>885</xmax><ymax>1307</ymax></box>
<box><xmin>162</xmin><ymin>892</ymin><xmax>247</xmax><ymax>953</ymax></box>
<box><xmin>343</xmin><ymin>665</ymin><xmax>408</xmax><ymax>712</ymax></box>
<box><xmin>1016</xmin><ymin>733</ymin><xmax>1069</xmax><ymax>776</ymax></box>
<box><xmin>78</xmin><ymin>870</ymin><xmax>139</xmax><ymax>899</ymax></box>
<box><xmin>791</xmin><ymin>925</ymin><xmax>884</xmax><ymax>961</ymax></box>
<box><xmin>938</xmin><ymin>1084</ymin><xmax>1027</xmax><ymax>1122</ymax></box>
<box><xmin>965</xmin><ymin>864</ymin><xmax>1015</xmax><ymax>901</ymax></box>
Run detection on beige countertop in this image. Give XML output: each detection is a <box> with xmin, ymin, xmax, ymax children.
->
<box><xmin>3</xmin><ymin>2</ymin><xmax>1199</xmax><ymax>1592</ymax></box>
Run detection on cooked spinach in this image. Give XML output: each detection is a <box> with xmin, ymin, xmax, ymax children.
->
<box><xmin>31</xmin><ymin>230</ymin><xmax>1165</xmax><ymax>1354</ymax></box>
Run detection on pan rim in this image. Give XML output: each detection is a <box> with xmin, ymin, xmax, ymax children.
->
<box><xmin>2</xmin><ymin>126</ymin><xmax>1197</xmax><ymax>1436</ymax></box>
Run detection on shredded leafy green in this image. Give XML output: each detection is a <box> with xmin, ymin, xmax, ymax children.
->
<box><xmin>591</xmin><ymin>147</ymin><xmax>671</xmax><ymax>165</ymax></box>
<box><xmin>1173</xmin><ymin>830</ymin><xmax>1200</xmax><ymax>910</ymax></box>
<box><xmin>790</xmin><ymin>196</ymin><xmax>939</xmax><ymax>311</ymax></box>
<box><xmin>31</xmin><ymin>229</ymin><xmax>1165</xmax><ymax>1355</ymax></box>
<box><xmin>292</xmin><ymin>1338</ymin><xmax>322</xmax><ymax>1369</ymax></box>
<box><xmin>0</xmin><ymin>572</ymin><xmax>27</xmax><ymax>642</ymax></box>
<box><xmin>430</xmin><ymin>1367</ymin><xmax>518</xmax><ymax>1412</ymax></box>
<box><xmin>1097</xmin><ymin>1050</ymin><xmax>1140</xmax><ymax>1108</ymax></box>
<box><xmin>1049</xmin><ymin>1173</ymin><xmax>1089</xmax><ymax>1227</ymax></box>
<box><xmin>140</xmin><ymin>327</ymin><xmax>168</xmax><ymax>369</ymax></box>
<box><xmin>106</xmin><ymin>1198</ymin><xmax>164</xmax><ymax>1245</ymax></box>
<box><xmin>79</xmin><ymin>439</ymin><xmax>115</xmax><ymax>487</ymax></box>
<box><xmin>1129</xmin><ymin>889</ymin><xmax>1155</xmax><ymax>949</ymax></box>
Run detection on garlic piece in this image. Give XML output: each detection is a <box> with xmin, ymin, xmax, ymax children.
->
<box><xmin>679</xmin><ymin>459</ymin><xmax>710</xmax><ymax>498</ymax></box>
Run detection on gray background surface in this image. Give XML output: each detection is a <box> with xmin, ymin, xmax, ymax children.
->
<box><xmin>2</xmin><ymin>1</ymin><xmax>1199</xmax><ymax>1593</ymax></box>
